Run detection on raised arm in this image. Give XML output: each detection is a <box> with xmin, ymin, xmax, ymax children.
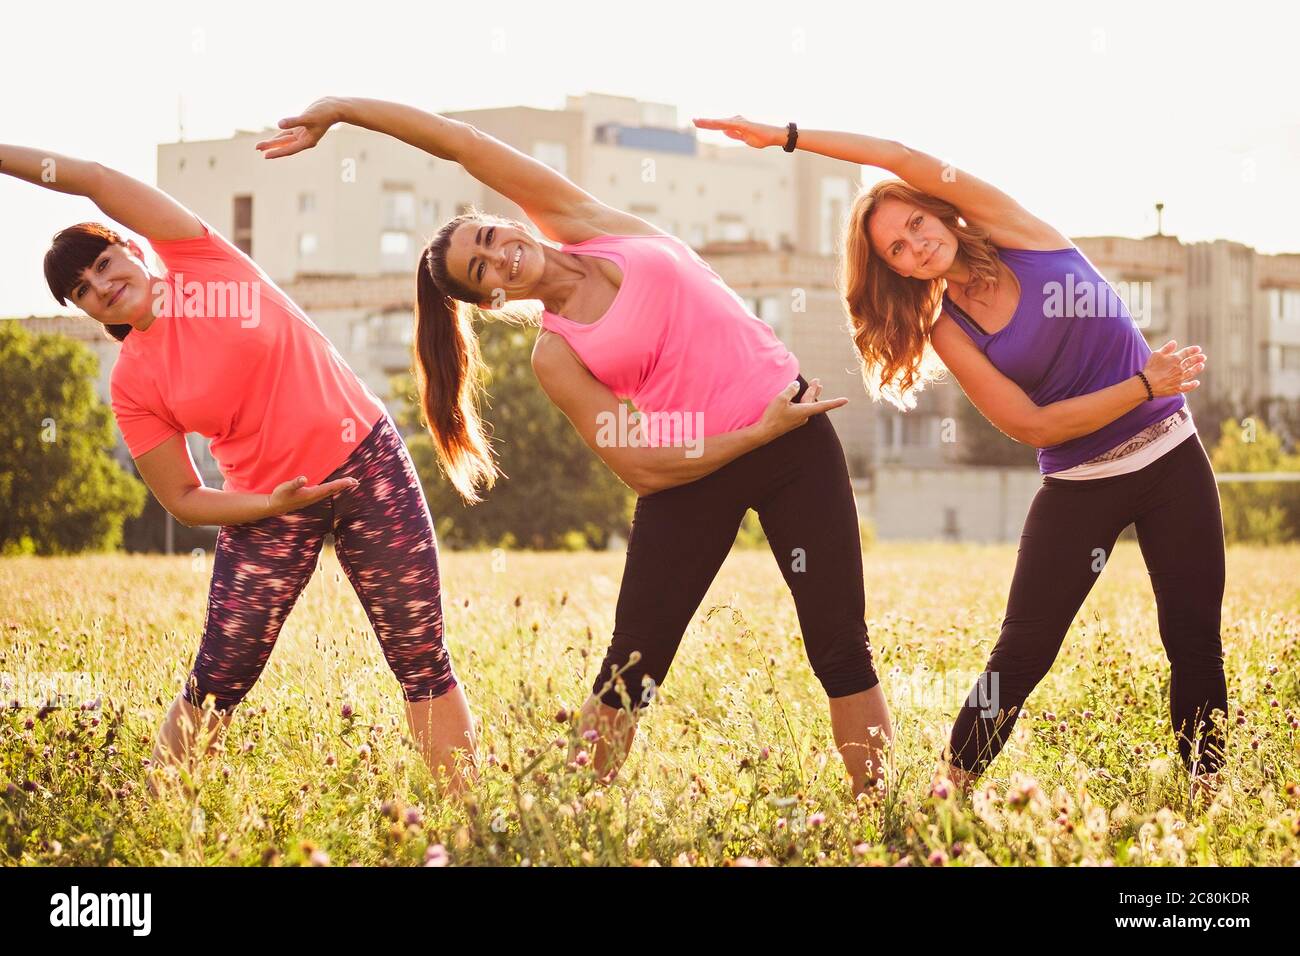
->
<box><xmin>134</xmin><ymin>434</ymin><xmax>360</xmax><ymax>528</ymax></box>
<box><xmin>256</xmin><ymin>97</ymin><xmax>661</xmax><ymax>244</ymax></box>
<box><xmin>531</xmin><ymin>332</ymin><xmax>844</xmax><ymax>495</ymax></box>
<box><xmin>691</xmin><ymin>116</ymin><xmax>1067</xmax><ymax>250</ymax></box>
<box><xmin>0</xmin><ymin>142</ymin><xmax>202</xmax><ymax>241</ymax></box>
<box><xmin>931</xmin><ymin>316</ymin><xmax>1206</xmax><ymax>448</ymax></box>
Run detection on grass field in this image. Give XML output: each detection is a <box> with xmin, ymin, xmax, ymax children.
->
<box><xmin>2</xmin><ymin>542</ymin><xmax>1298</xmax><ymax>866</ymax></box>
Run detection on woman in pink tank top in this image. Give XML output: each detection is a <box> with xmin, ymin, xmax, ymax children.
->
<box><xmin>2</xmin><ymin>139</ymin><xmax>477</xmax><ymax>800</ymax></box>
<box><xmin>263</xmin><ymin>97</ymin><xmax>894</xmax><ymax>797</ymax></box>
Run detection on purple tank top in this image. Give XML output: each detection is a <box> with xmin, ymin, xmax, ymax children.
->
<box><xmin>942</xmin><ymin>245</ymin><xmax>1184</xmax><ymax>473</ymax></box>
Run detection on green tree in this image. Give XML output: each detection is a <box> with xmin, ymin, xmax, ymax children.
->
<box><xmin>1210</xmin><ymin>416</ymin><xmax>1300</xmax><ymax>544</ymax></box>
<box><xmin>0</xmin><ymin>322</ymin><xmax>146</xmax><ymax>554</ymax></box>
<box><xmin>393</xmin><ymin>312</ymin><xmax>634</xmax><ymax>549</ymax></box>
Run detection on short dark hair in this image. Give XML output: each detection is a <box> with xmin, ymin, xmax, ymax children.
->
<box><xmin>44</xmin><ymin>222</ymin><xmax>133</xmax><ymax>342</ymax></box>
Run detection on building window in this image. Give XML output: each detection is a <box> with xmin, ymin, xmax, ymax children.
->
<box><xmin>819</xmin><ymin>178</ymin><xmax>851</xmax><ymax>256</ymax></box>
<box><xmin>382</xmin><ymin>186</ymin><xmax>416</xmax><ymax>231</ymax></box>
<box><xmin>381</xmin><ymin>186</ymin><xmax>417</xmax><ymax>267</ymax></box>
<box><xmin>744</xmin><ymin>295</ymin><xmax>785</xmax><ymax>339</ymax></box>
<box><xmin>232</xmin><ymin>195</ymin><xmax>253</xmax><ymax>257</ymax></box>
<box><xmin>878</xmin><ymin>413</ymin><xmax>938</xmax><ymax>450</ymax></box>
<box><xmin>380</xmin><ymin>232</ymin><xmax>412</xmax><ymax>257</ymax></box>
<box><xmin>365</xmin><ymin>310</ymin><xmax>418</xmax><ymax>376</ymax></box>
<box><xmin>1269</xmin><ymin>288</ymin><xmax>1300</xmax><ymax>322</ymax></box>
<box><xmin>902</xmin><ymin>414</ymin><xmax>936</xmax><ymax>447</ymax></box>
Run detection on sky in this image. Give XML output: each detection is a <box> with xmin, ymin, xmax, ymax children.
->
<box><xmin>2</xmin><ymin>0</ymin><xmax>1297</xmax><ymax>317</ymax></box>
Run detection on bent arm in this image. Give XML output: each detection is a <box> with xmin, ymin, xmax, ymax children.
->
<box><xmin>691</xmin><ymin>119</ymin><xmax>1066</xmax><ymax>251</ymax></box>
<box><xmin>758</xmin><ymin>126</ymin><xmax>1066</xmax><ymax>249</ymax></box>
<box><xmin>269</xmin><ymin>98</ymin><xmax>660</xmax><ymax>243</ymax></box>
<box><xmin>1034</xmin><ymin>381</ymin><xmax>1153</xmax><ymax>446</ymax></box>
<box><xmin>531</xmin><ymin>332</ymin><xmax>777</xmax><ymax>496</ymax></box>
<box><xmin>0</xmin><ymin>142</ymin><xmax>203</xmax><ymax>240</ymax></box>
<box><xmin>134</xmin><ymin>435</ymin><xmax>274</xmax><ymax>527</ymax></box>
<box><xmin>134</xmin><ymin>435</ymin><xmax>360</xmax><ymax>526</ymax></box>
<box><xmin>932</xmin><ymin>317</ymin><xmax>1148</xmax><ymax>447</ymax></box>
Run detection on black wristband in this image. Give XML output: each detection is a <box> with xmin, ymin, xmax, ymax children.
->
<box><xmin>783</xmin><ymin>122</ymin><xmax>798</xmax><ymax>152</ymax></box>
<box><xmin>1136</xmin><ymin>371</ymin><xmax>1154</xmax><ymax>401</ymax></box>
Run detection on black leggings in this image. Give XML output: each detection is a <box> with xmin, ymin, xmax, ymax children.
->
<box><xmin>948</xmin><ymin>430</ymin><xmax>1227</xmax><ymax>777</ymax></box>
<box><xmin>594</xmin><ymin>378</ymin><xmax>879</xmax><ymax>710</ymax></box>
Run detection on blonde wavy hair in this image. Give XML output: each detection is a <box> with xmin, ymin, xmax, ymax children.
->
<box><xmin>839</xmin><ymin>179</ymin><xmax>1003</xmax><ymax>410</ymax></box>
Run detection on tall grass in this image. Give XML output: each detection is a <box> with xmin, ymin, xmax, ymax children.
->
<box><xmin>1</xmin><ymin>543</ymin><xmax>1297</xmax><ymax>866</ymax></box>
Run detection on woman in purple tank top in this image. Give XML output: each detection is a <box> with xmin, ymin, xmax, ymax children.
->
<box><xmin>261</xmin><ymin>97</ymin><xmax>895</xmax><ymax>797</ymax></box>
<box><xmin>698</xmin><ymin>115</ymin><xmax>1227</xmax><ymax>802</ymax></box>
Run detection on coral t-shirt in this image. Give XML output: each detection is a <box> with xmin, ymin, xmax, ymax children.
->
<box><xmin>109</xmin><ymin>221</ymin><xmax>386</xmax><ymax>494</ymax></box>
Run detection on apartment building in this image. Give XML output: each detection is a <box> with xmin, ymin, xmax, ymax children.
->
<box><xmin>1079</xmin><ymin>234</ymin><xmax>1300</xmax><ymax>420</ymax></box>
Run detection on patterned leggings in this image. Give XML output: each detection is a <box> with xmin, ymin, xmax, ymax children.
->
<box><xmin>184</xmin><ymin>415</ymin><xmax>457</xmax><ymax>712</ymax></box>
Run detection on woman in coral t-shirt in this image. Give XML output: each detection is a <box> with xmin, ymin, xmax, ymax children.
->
<box><xmin>0</xmin><ymin>140</ymin><xmax>476</xmax><ymax>796</ymax></box>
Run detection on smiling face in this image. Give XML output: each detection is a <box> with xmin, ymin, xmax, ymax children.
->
<box><xmin>866</xmin><ymin>196</ymin><xmax>958</xmax><ymax>280</ymax></box>
<box><xmin>68</xmin><ymin>242</ymin><xmax>154</xmax><ymax>325</ymax></box>
<box><xmin>443</xmin><ymin>218</ymin><xmax>546</xmax><ymax>306</ymax></box>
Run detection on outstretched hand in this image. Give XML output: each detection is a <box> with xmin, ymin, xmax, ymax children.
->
<box><xmin>267</xmin><ymin>474</ymin><xmax>360</xmax><ymax>516</ymax></box>
<box><xmin>692</xmin><ymin>115</ymin><xmax>786</xmax><ymax>149</ymax></box>
<box><xmin>758</xmin><ymin>378</ymin><xmax>848</xmax><ymax>439</ymax></box>
<box><xmin>255</xmin><ymin>98</ymin><xmax>346</xmax><ymax>159</ymax></box>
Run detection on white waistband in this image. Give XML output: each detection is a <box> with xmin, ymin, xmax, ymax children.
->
<box><xmin>1047</xmin><ymin>410</ymin><xmax>1196</xmax><ymax>480</ymax></box>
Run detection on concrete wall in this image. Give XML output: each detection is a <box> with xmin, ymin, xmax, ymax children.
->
<box><xmin>863</xmin><ymin>466</ymin><xmax>1044</xmax><ymax>543</ymax></box>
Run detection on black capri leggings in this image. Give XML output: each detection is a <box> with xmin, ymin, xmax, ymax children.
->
<box><xmin>593</xmin><ymin>377</ymin><xmax>879</xmax><ymax>710</ymax></box>
<box><xmin>948</xmin><ymin>430</ymin><xmax>1227</xmax><ymax>777</ymax></box>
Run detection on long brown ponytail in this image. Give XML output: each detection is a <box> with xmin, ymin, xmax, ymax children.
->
<box><xmin>414</xmin><ymin>215</ymin><xmax>499</xmax><ymax>504</ymax></box>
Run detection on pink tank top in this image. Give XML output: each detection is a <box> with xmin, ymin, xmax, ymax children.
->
<box><xmin>540</xmin><ymin>233</ymin><xmax>799</xmax><ymax>446</ymax></box>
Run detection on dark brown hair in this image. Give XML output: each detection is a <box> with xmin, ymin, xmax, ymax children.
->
<box><xmin>414</xmin><ymin>209</ymin><xmax>539</xmax><ymax>504</ymax></box>
<box><xmin>44</xmin><ymin>222</ymin><xmax>133</xmax><ymax>342</ymax></box>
